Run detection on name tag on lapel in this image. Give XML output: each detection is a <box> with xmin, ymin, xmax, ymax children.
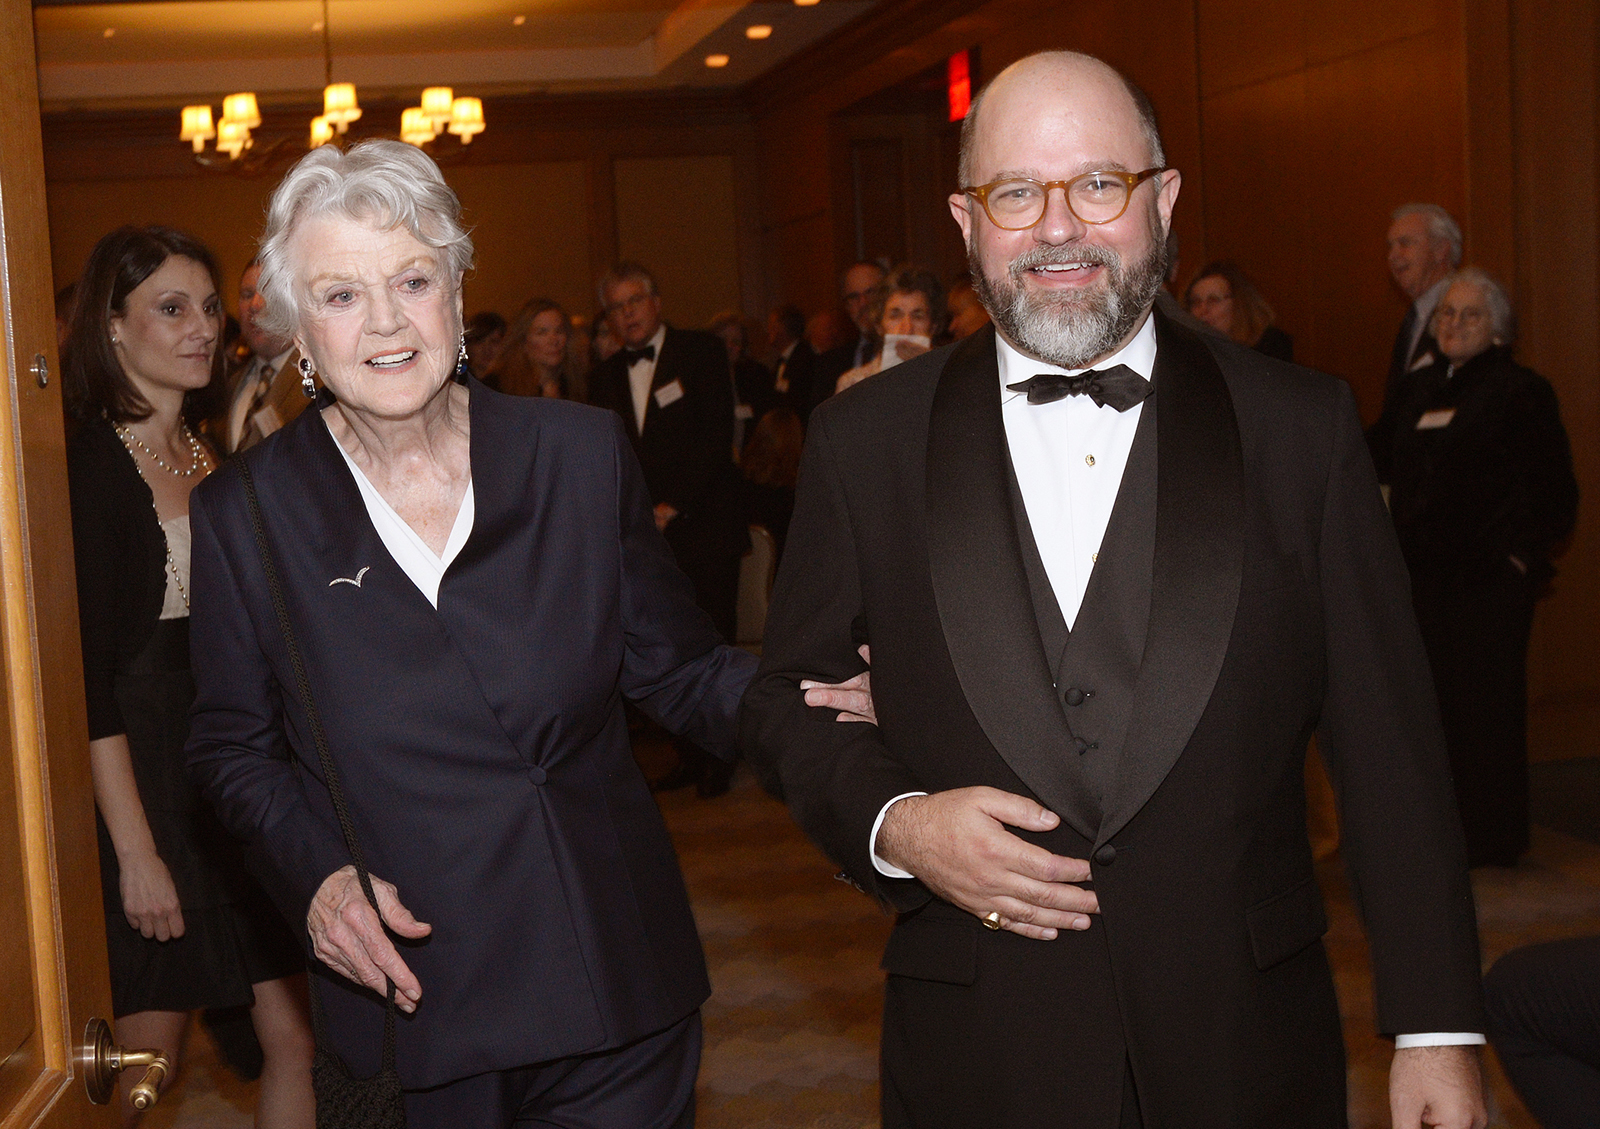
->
<box><xmin>653</xmin><ymin>380</ymin><xmax>685</xmax><ymax>409</ymax></box>
<box><xmin>1408</xmin><ymin>351</ymin><xmax>1436</xmax><ymax>373</ymax></box>
<box><xmin>1416</xmin><ymin>408</ymin><xmax>1456</xmax><ymax>430</ymax></box>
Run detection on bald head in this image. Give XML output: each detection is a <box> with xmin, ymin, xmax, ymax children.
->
<box><xmin>958</xmin><ymin>52</ymin><xmax>1165</xmax><ymax>187</ymax></box>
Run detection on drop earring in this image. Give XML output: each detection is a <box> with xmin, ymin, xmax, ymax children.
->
<box><xmin>299</xmin><ymin>355</ymin><xmax>317</xmax><ymax>399</ymax></box>
<box><xmin>456</xmin><ymin>333</ymin><xmax>469</xmax><ymax>380</ymax></box>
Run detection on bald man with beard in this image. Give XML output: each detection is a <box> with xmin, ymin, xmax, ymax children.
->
<box><xmin>743</xmin><ymin>51</ymin><xmax>1486</xmax><ymax>1129</ymax></box>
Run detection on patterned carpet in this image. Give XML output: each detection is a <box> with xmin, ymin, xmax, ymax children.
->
<box><xmin>142</xmin><ymin>748</ymin><xmax>1600</xmax><ymax>1128</ymax></box>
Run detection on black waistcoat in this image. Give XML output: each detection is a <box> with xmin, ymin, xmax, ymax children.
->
<box><xmin>1005</xmin><ymin>392</ymin><xmax>1158</xmax><ymax>832</ymax></box>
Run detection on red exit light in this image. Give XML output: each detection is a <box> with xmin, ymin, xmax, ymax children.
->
<box><xmin>948</xmin><ymin>50</ymin><xmax>971</xmax><ymax>122</ymax></box>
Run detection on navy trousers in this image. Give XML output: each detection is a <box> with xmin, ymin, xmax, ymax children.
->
<box><xmin>402</xmin><ymin>1012</ymin><xmax>700</xmax><ymax>1129</ymax></box>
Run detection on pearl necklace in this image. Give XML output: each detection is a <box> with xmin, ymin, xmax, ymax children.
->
<box><xmin>114</xmin><ymin>422</ymin><xmax>205</xmax><ymax>477</ymax></box>
<box><xmin>112</xmin><ymin>424</ymin><xmax>212</xmax><ymax>611</ymax></box>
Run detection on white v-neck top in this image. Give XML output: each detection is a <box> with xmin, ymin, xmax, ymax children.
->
<box><xmin>333</xmin><ymin>441</ymin><xmax>475</xmax><ymax>609</ymax></box>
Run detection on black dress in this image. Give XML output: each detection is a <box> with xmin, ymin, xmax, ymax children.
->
<box><xmin>69</xmin><ymin>419</ymin><xmax>301</xmax><ymax>1017</ymax></box>
<box><xmin>1382</xmin><ymin>346</ymin><xmax>1579</xmax><ymax>865</ymax></box>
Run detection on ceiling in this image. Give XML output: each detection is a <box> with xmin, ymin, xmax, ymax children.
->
<box><xmin>32</xmin><ymin>0</ymin><xmax>879</xmax><ymax>111</ymax></box>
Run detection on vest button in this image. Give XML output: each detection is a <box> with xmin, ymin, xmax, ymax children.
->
<box><xmin>1064</xmin><ymin>687</ymin><xmax>1086</xmax><ymax>707</ymax></box>
<box><xmin>526</xmin><ymin>765</ymin><xmax>548</xmax><ymax>785</ymax></box>
<box><xmin>1070</xmin><ymin>736</ymin><xmax>1090</xmax><ymax>755</ymax></box>
<box><xmin>1093</xmin><ymin>844</ymin><xmax>1116</xmax><ymax>866</ymax></box>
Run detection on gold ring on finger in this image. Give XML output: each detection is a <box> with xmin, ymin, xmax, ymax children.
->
<box><xmin>981</xmin><ymin>911</ymin><xmax>1003</xmax><ymax>931</ymax></box>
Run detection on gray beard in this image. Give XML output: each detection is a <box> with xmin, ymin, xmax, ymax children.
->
<box><xmin>971</xmin><ymin>230</ymin><xmax>1167</xmax><ymax>369</ymax></box>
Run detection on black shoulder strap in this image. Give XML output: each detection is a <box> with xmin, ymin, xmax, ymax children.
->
<box><xmin>233</xmin><ymin>457</ymin><xmax>397</xmax><ymax>1067</ymax></box>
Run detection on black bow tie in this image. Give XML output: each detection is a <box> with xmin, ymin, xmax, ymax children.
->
<box><xmin>620</xmin><ymin>344</ymin><xmax>656</xmax><ymax>366</ymax></box>
<box><xmin>1006</xmin><ymin>364</ymin><xmax>1151</xmax><ymax>412</ymax></box>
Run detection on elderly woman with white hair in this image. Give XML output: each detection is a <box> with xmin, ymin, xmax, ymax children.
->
<box><xmin>1378</xmin><ymin>266</ymin><xmax>1578</xmax><ymax>869</ymax></box>
<box><xmin>184</xmin><ymin>140</ymin><xmax>870</xmax><ymax>1126</ymax></box>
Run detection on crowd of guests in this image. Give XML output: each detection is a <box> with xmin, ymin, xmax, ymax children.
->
<box><xmin>50</xmin><ymin>99</ymin><xmax>1586</xmax><ymax>1124</ymax></box>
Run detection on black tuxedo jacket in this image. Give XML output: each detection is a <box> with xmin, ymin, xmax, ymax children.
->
<box><xmin>741</xmin><ymin>318</ymin><xmax>1483</xmax><ymax>1126</ymax></box>
<box><xmin>773</xmin><ymin>340</ymin><xmax>823</xmax><ymax>422</ymax></box>
<box><xmin>1368</xmin><ymin>312</ymin><xmax>1442</xmax><ymax>482</ymax></box>
<box><xmin>187</xmin><ymin>382</ymin><xmax>754</xmax><ymax>1088</ymax></box>
<box><xmin>588</xmin><ymin>325</ymin><xmax>745</xmax><ymax>564</ymax></box>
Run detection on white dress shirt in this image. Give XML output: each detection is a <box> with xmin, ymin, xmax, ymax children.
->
<box><xmin>859</xmin><ymin>317</ymin><xmax>1485</xmax><ymax>1047</ymax></box>
<box><xmin>627</xmin><ymin>325</ymin><xmax>669</xmax><ymax>435</ymax></box>
<box><xmin>334</xmin><ymin>441</ymin><xmax>475</xmax><ymax>609</ymax></box>
<box><xmin>870</xmin><ymin>317</ymin><xmax>1155</xmax><ymax>879</ymax></box>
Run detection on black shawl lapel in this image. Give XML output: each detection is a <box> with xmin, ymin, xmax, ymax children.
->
<box><xmin>1097</xmin><ymin>312</ymin><xmax>1244</xmax><ymax>844</ymax></box>
<box><xmin>925</xmin><ymin>327</ymin><xmax>1099</xmax><ymax>840</ymax></box>
<box><xmin>284</xmin><ymin>389</ymin><xmax>404</xmax><ymax>593</ymax></box>
<box><xmin>652</xmin><ymin>327</ymin><xmax>683</xmax><ymax>394</ymax></box>
<box><xmin>448</xmin><ymin>378</ymin><xmax>539</xmax><ymax>578</ymax></box>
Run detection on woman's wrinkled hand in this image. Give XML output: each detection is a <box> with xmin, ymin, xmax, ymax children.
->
<box><xmin>308</xmin><ymin>865</ymin><xmax>433</xmax><ymax>1013</ymax></box>
<box><xmin>119</xmin><ymin>849</ymin><xmax>185</xmax><ymax>941</ymax></box>
<box><xmin>802</xmin><ymin>645</ymin><xmax>877</xmax><ymax>724</ymax></box>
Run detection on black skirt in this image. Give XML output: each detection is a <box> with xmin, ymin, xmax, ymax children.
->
<box><xmin>98</xmin><ymin>618</ymin><xmax>303</xmax><ymax>1017</ymax></box>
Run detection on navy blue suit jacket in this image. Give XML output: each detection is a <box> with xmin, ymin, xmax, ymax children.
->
<box><xmin>187</xmin><ymin>380</ymin><xmax>754</xmax><ymax>1087</ymax></box>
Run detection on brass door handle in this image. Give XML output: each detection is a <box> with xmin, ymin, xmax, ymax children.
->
<box><xmin>82</xmin><ymin>1017</ymin><xmax>172</xmax><ymax>1109</ymax></box>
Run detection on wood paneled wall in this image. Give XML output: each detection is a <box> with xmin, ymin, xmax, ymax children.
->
<box><xmin>1507</xmin><ymin>0</ymin><xmax>1600</xmax><ymax>753</ymax></box>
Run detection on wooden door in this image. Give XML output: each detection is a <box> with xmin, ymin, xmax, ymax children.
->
<box><xmin>0</xmin><ymin>3</ymin><xmax>119</xmax><ymax>1126</ymax></box>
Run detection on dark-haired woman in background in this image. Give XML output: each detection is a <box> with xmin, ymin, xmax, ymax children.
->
<box><xmin>63</xmin><ymin>225</ymin><xmax>313</xmax><ymax>1127</ymax></box>
<box><xmin>1184</xmin><ymin>259</ymin><xmax>1294</xmax><ymax>361</ymax></box>
<box><xmin>486</xmin><ymin>297</ymin><xmax>575</xmax><ymax>399</ymax></box>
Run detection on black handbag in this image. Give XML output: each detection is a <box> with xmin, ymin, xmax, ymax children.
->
<box><xmin>236</xmin><ymin>458</ymin><xmax>407</xmax><ymax>1128</ymax></box>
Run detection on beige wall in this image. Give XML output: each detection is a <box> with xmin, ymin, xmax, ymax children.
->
<box><xmin>451</xmin><ymin>160</ymin><xmax>592</xmax><ymax>324</ymax></box>
<box><xmin>47</xmin><ymin>175</ymin><xmax>275</xmax><ymax>307</ymax></box>
<box><xmin>614</xmin><ymin>154</ymin><xmax>743</xmax><ymax>328</ymax></box>
<box><xmin>42</xmin><ymin>98</ymin><xmax>759</xmax><ymax>334</ymax></box>
<box><xmin>48</xmin><ymin>160</ymin><xmax>599</xmax><ymax>326</ymax></box>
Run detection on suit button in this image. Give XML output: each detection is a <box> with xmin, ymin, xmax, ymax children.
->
<box><xmin>1093</xmin><ymin>844</ymin><xmax>1116</xmax><ymax>866</ymax></box>
<box><xmin>526</xmin><ymin>765</ymin><xmax>548</xmax><ymax>785</ymax></box>
<box><xmin>1070</xmin><ymin>736</ymin><xmax>1090</xmax><ymax>755</ymax></box>
<box><xmin>1064</xmin><ymin>687</ymin><xmax>1086</xmax><ymax>707</ymax></box>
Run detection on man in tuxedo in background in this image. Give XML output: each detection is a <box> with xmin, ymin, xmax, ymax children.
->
<box><xmin>743</xmin><ymin>51</ymin><xmax>1486</xmax><ymax>1128</ymax></box>
<box><xmin>812</xmin><ymin>260</ymin><xmax>886</xmax><ymax>415</ymax></box>
<box><xmin>1368</xmin><ymin>203</ymin><xmax>1461</xmax><ymax>479</ymax></box>
<box><xmin>216</xmin><ymin>258</ymin><xmax>311</xmax><ymax>454</ymax></box>
<box><xmin>588</xmin><ymin>262</ymin><xmax>747</xmax><ymax>797</ymax></box>
<box><xmin>767</xmin><ymin>304</ymin><xmax>819</xmax><ymax>417</ymax></box>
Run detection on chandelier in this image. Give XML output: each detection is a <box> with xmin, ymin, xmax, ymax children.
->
<box><xmin>178</xmin><ymin>0</ymin><xmax>485</xmax><ymax>166</ymax></box>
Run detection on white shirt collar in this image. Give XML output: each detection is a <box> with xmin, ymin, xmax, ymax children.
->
<box><xmin>996</xmin><ymin>311</ymin><xmax>1158</xmax><ymax>402</ymax></box>
<box><xmin>257</xmin><ymin>345</ymin><xmax>295</xmax><ymax>377</ymax></box>
<box><xmin>780</xmin><ymin>339</ymin><xmax>799</xmax><ymax>362</ymax></box>
<box><xmin>629</xmin><ymin>323</ymin><xmax>667</xmax><ymax>366</ymax></box>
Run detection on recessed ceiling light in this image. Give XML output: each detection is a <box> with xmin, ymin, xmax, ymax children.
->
<box><xmin>512</xmin><ymin>14</ymin><xmax>526</xmax><ymax>25</ymax></box>
<box><xmin>794</xmin><ymin>0</ymin><xmax>820</xmax><ymax>6</ymax></box>
<box><xmin>746</xmin><ymin>24</ymin><xmax>772</xmax><ymax>39</ymax></box>
<box><xmin>103</xmin><ymin>27</ymin><xmax>116</xmax><ymax>38</ymax></box>
<box><xmin>704</xmin><ymin>54</ymin><xmax>730</xmax><ymax>68</ymax></box>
